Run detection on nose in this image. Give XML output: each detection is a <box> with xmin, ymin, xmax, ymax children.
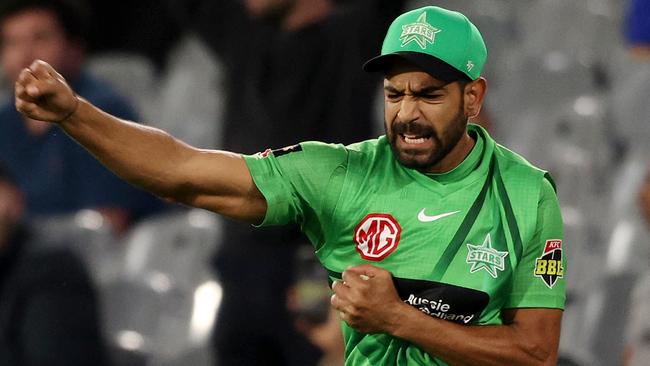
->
<box><xmin>396</xmin><ymin>96</ymin><xmax>422</xmax><ymax>123</ymax></box>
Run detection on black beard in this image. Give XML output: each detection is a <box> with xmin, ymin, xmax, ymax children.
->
<box><xmin>387</xmin><ymin>106</ymin><xmax>468</xmax><ymax>171</ymax></box>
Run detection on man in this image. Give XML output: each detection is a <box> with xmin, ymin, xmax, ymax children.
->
<box><xmin>0</xmin><ymin>163</ymin><xmax>108</xmax><ymax>366</ymax></box>
<box><xmin>0</xmin><ymin>0</ymin><xmax>162</xmax><ymax>233</ymax></box>
<box><xmin>15</xmin><ymin>6</ymin><xmax>565</xmax><ymax>365</ymax></box>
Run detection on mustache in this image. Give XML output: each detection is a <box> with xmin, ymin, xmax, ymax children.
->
<box><xmin>391</xmin><ymin>121</ymin><xmax>436</xmax><ymax>137</ymax></box>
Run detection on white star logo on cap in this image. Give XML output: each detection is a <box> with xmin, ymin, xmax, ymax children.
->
<box><xmin>400</xmin><ymin>12</ymin><xmax>441</xmax><ymax>50</ymax></box>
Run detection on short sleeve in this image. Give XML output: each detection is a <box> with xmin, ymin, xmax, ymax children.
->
<box><xmin>505</xmin><ymin>177</ymin><xmax>566</xmax><ymax>309</ymax></box>
<box><xmin>243</xmin><ymin>141</ymin><xmax>348</xmax><ymax>228</ymax></box>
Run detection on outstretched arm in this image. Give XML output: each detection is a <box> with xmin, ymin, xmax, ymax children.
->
<box><xmin>15</xmin><ymin>60</ymin><xmax>266</xmax><ymax>223</ymax></box>
<box><xmin>331</xmin><ymin>265</ymin><xmax>561</xmax><ymax>366</ymax></box>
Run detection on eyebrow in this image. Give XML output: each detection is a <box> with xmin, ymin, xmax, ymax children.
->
<box><xmin>383</xmin><ymin>85</ymin><xmax>447</xmax><ymax>94</ymax></box>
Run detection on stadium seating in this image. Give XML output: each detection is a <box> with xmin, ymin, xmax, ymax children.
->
<box><xmin>100</xmin><ymin>209</ymin><xmax>222</xmax><ymax>366</ymax></box>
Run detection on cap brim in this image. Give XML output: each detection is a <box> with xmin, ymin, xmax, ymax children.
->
<box><xmin>363</xmin><ymin>52</ymin><xmax>470</xmax><ymax>82</ymax></box>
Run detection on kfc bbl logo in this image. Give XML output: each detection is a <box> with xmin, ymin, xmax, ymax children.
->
<box><xmin>534</xmin><ymin>239</ymin><xmax>564</xmax><ymax>288</ymax></box>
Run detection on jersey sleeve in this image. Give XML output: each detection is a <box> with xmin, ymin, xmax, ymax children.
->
<box><xmin>505</xmin><ymin>177</ymin><xmax>566</xmax><ymax>309</ymax></box>
<box><xmin>243</xmin><ymin>141</ymin><xmax>348</xmax><ymax>229</ymax></box>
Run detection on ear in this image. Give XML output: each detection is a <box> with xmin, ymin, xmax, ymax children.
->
<box><xmin>463</xmin><ymin>77</ymin><xmax>487</xmax><ymax>119</ymax></box>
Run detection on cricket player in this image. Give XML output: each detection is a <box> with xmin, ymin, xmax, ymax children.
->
<box><xmin>14</xmin><ymin>6</ymin><xmax>565</xmax><ymax>365</ymax></box>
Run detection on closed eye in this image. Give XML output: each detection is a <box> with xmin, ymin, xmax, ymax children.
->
<box><xmin>385</xmin><ymin>92</ymin><xmax>403</xmax><ymax>101</ymax></box>
<box><xmin>420</xmin><ymin>93</ymin><xmax>445</xmax><ymax>102</ymax></box>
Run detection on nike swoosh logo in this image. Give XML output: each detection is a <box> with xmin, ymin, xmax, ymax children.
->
<box><xmin>417</xmin><ymin>209</ymin><xmax>461</xmax><ymax>222</ymax></box>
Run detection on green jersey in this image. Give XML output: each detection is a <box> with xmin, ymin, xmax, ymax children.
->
<box><xmin>244</xmin><ymin>124</ymin><xmax>565</xmax><ymax>365</ymax></box>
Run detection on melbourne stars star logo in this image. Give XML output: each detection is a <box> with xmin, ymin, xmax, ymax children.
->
<box><xmin>400</xmin><ymin>12</ymin><xmax>441</xmax><ymax>50</ymax></box>
<box><xmin>466</xmin><ymin>234</ymin><xmax>509</xmax><ymax>278</ymax></box>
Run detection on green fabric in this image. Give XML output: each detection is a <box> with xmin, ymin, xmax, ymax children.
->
<box><xmin>374</xmin><ymin>6</ymin><xmax>487</xmax><ymax>80</ymax></box>
<box><xmin>244</xmin><ymin>124</ymin><xmax>565</xmax><ymax>365</ymax></box>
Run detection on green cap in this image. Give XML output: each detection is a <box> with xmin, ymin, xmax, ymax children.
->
<box><xmin>363</xmin><ymin>6</ymin><xmax>487</xmax><ymax>81</ymax></box>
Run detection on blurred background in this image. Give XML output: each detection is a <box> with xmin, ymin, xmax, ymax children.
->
<box><xmin>0</xmin><ymin>0</ymin><xmax>649</xmax><ymax>365</ymax></box>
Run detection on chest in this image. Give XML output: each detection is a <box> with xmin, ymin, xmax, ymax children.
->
<box><xmin>334</xmin><ymin>183</ymin><xmax>511</xmax><ymax>264</ymax></box>
<box><xmin>319</xmin><ymin>177</ymin><xmax>517</xmax><ymax>323</ymax></box>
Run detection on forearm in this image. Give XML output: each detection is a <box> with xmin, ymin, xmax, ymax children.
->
<box><xmin>389</xmin><ymin>304</ymin><xmax>558</xmax><ymax>366</ymax></box>
<box><xmin>57</xmin><ymin>98</ymin><xmax>262</xmax><ymax>221</ymax></box>
<box><xmin>15</xmin><ymin>61</ymin><xmax>266</xmax><ymax>222</ymax></box>
<box><xmin>60</xmin><ymin>98</ymin><xmax>200</xmax><ymax>197</ymax></box>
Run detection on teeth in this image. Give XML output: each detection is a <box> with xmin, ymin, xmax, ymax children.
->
<box><xmin>403</xmin><ymin>135</ymin><xmax>428</xmax><ymax>144</ymax></box>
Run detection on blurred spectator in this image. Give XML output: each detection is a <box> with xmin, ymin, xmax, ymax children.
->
<box><xmin>169</xmin><ymin>0</ymin><xmax>405</xmax><ymax>364</ymax></box>
<box><xmin>84</xmin><ymin>0</ymin><xmax>182</xmax><ymax>71</ymax></box>
<box><xmin>0</xmin><ymin>0</ymin><xmax>164</xmax><ymax>233</ymax></box>
<box><xmin>641</xmin><ymin>167</ymin><xmax>650</xmax><ymax>227</ymax></box>
<box><xmin>625</xmin><ymin>0</ymin><xmax>650</xmax><ymax>58</ymax></box>
<box><xmin>622</xmin><ymin>168</ymin><xmax>650</xmax><ymax>366</ymax></box>
<box><xmin>288</xmin><ymin>245</ymin><xmax>344</xmax><ymax>366</ymax></box>
<box><xmin>0</xmin><ymin>163</ymin><xmax>108</xmax><ymax>366</ymax></box>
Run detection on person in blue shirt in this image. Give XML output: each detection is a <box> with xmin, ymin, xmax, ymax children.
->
<box><xmin>625</xmin><ymin>0</ymin><xmax>650</xmax><ymax>57</ymax></box>
<box><xmin>0</xmin><ymin>162</ymin><xmax>109</xmax><ymax>366</ymax></box>
<box><xmin>0</xmin><ymin>0</ymin><xmax>163</xmax><ymax>232</ymax></box>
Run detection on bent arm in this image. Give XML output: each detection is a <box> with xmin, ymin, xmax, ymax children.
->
<box><xmin>389</xmin><ymin>304</ymin><xmax>561</xmax><ymax>366</ymax></box>
<box><xmin>333</xmin><ymin>266</ymin><xmax>562</xmax><ymax>366</ymax></box>
<box><xmin>15</xmin><ymin>60</ymin><xmax>266</xmax><ymax>223</ymax></box>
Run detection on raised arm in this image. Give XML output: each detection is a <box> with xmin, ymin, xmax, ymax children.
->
<box><xmin>14</xmin><ymin>60</ymin><xmax>266</xmax><ymax>223</ymax></box>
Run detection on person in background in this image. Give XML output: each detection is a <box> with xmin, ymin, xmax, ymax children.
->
<box><xmin>640</xmin><ymin>169</ymin><xmax>650</xmax><ymax>227</ymax></box>
<box><xmin>287</xmin><ymin>245</ymin><xmax>344</xmax><ymax>366</ymax></box>
<box><xmin>0</xmin><ymin>0</ymin><xmax>164</xmax><ymax>234</ymax></box>
<box><xmin>85</xmin><ymin>0</ymin><xmax>182</xmax><ymax>71</ymax></box>
<box><xmin>0</xmin><ymin>163</ymin><xmax>108</xmax><ymax>366</ymax></box>
<box><xmin>622</xmin><ymin>168</ymin><xmax>650</xmax><ymax>366</ymax></box>
<box><xmin>624</xmin><ymin>0</ymin><xmax>650</xmax><ymax>59</ymax></box>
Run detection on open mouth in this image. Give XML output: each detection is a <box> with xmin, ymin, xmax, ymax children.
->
<box><xmin>400</xmin><ymin>133</ymin><xmax>432</xmax><ymax>145</ymax></box>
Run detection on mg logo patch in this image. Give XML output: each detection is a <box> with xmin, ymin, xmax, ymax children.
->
<box><xmin>400</xmin><ymin>12</ymin><xmax>441</xmax><ymax>50</ymax></box>
<box><xmin>466</xmin><ymin>234</ymin><xmax>508</xmax><ymax>278</ymax></box>
<box><xmin>534</xmin><ymin>239</ymin><xmax>564</xmax><ymax>288</ymax></box>
<box><xmin>353</xmin><ymin>214</ymin><xmax>402</xmax><ymax>261</ymax></box>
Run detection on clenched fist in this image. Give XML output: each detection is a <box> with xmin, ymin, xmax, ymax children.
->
<box><xmin>330</xmin><ymin>264</ymin><xmax>408</xmax><ymax>334</ymax></box>
<box><xmin>14</xmin><ymin>59</ymin><xmax>79</xmax><ymax>124</ymax></box>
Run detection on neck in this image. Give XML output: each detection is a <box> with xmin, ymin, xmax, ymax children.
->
<box><xmin>425</xmin><ymin>132</ymin><xmax>476</xmax><ymax>174</ymax></box>
<box><xmin>282</xmin><ymin>0</ymin><xmax>333</xmax><ymax>31</ymax></box>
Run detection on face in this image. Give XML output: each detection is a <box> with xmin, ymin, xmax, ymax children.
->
<box><xmin>242</xmin><ymin>0</ymin><xmax>295</xmax><ymax>19</ymax></box>
<box><xmin>0</xmin><ymin>8</ymin><xmax>81</xmax><ymax>82</ymax></box>
<box><xmin>383</xmin><ymin>63</ymin><xmax>469</xmax><ymax>172</ymax></box>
